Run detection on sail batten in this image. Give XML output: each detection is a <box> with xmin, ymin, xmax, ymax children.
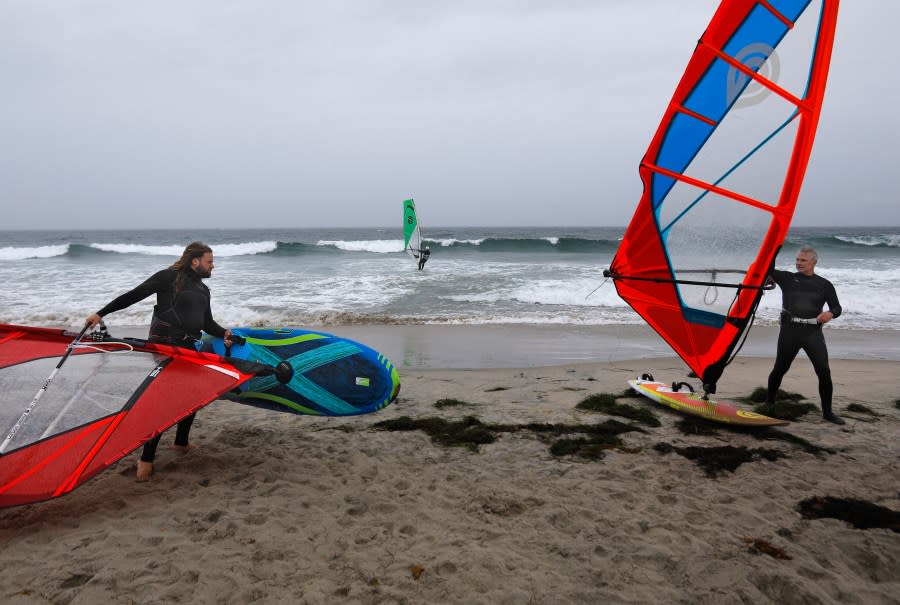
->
<box><xmin>645</xmin><ymin>163</ymin><xmax>774</xmax><ymax>212</ymax></box>
<box><xmin>758</xmin><ymin>0</ymin><xmax>795</xmax><ymax>28</ymax></box>
<box><xmin>699</xmin><ymin>41</ymin><xmax>804</xmax><ymax>108</ymax></box>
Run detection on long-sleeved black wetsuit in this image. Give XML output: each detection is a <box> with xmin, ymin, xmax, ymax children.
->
<box><xmin>96</xmin><ymin>268</ymin><xmax>227</xmax><ymax>461</ymax></box>
<box><xmin>767</xmin><ymin>270</ymin><xmax>842</xmax><ymax>415</ymax></box>
<box><xmin>417</xmin><ymin>249</ymin><xmax>430</xmax><ymax>270</ymax></box>
<box><xmin>97</xmin><ymin>268</ymin><xmax>227</xmax><ymax>342</ymax></box>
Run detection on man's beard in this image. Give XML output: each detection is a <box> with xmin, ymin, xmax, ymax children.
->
<box><xmin>195</xmin><ymin>268</ymin><xmax>212</xmax><ymax>278</ymax></box>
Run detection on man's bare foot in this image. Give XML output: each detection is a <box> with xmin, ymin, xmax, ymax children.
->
<box><xmin>172</xmin><ymin>444</ymin><xmax>195</xmax><ymax>453</ymax></box>
<box><xmin>136</xmin><ymin>461</ymin><xmax>153</xmax><ymax>482</ymax></box>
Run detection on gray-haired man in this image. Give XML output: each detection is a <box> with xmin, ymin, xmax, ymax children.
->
<box><xmin>766</xmin><ymin>246</ymin><xmax>844</xmax><ymax>424</ymax></box>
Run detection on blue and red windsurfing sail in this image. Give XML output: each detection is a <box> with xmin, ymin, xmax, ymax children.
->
<box><xmin>0</xmin><ymin>324</ymin><xmax>278</xmax><ymax>508</ymax></box>
<box><xmin>605</xmin><ymin>0</ymin><xmax>839</xmax><ymax>391</ymax></box>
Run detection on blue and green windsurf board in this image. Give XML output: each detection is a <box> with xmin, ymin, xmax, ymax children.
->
<box><xmin>200</xmin><ymin>327</ymin><xmax>400</xmax><ymax>416</ymax></box>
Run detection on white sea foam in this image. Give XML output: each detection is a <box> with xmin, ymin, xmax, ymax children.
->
<box><xmin>446</xmin><ymin>279</ymin><xmax>625</xmax><ymax>308</ymax></box>
<box><xmin>89</xmin><ymin>243</ymin><xmax>188</xmax><ymax>256</ymax></box>
<box><xmin>0</xmin><ymin>245</ymin><xmax>69</xmax><ymax>261</ymax></box>
<box><xmin>317</xmin><ymin>239</ymin><xmax>405</xmax><ymax>253</ymax></box>
<box><xmin>835</xmin><ymin>234</ymin><xmax>900</xmax><ymax>248</ymax></box>
<box><xmin>430</xmin><ymin>237</ymin><xmax>560</xmax><ymax>247</ymax></box>
<box><xmin>89</xmin><ymin>241</ymin><xmax>277</xmax><ymax>257</ymax></box>
<box><xmin>211</xmin><ymin>241</ymin><xmax>278</xmax><ymax>256</ymax></box>
<box><xmin>430</xmin><ymin>238</ymin><xmax>485</xmax><ymax>247</ymax></box>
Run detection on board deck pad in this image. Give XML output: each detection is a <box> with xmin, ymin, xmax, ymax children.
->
<box><xmin>628</xmin><ymin>378</ymin><xmax>788</xmax><ymax>427</ymax></box>
<box><xmin>201</xmin><ymin>328</ymin><xmax>400</xmax><ymax>416</ymax></box>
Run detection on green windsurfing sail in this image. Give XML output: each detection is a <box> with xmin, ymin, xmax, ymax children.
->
<box><xmin>402</xmin><ymin>198</ymin><xmax>423</xmax><ymax>260</ymax></box>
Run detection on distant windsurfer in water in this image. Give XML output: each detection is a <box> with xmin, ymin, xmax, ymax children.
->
<box><xmin>417</xmin><ymin>246</ymin><xmax>430</xmax><ymax>270</ymax></box>
<box><xmin>85</xmin><ymin>241</ymin><xmax>234</xmax><ymax>480</ymax></box>
<box><xmin>766</xmin><ymin>245</ymin><xmax>844</xmax><ymax>424</ymax></box>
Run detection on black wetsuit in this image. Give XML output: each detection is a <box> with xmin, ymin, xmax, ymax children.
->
<box><xmin>97</xmin><ymin>268</ymin><xmax>227</xmax><ymax>462</ymax></box>
<box><xmin>417</xmin><ymin>249</ymin><xmax>430</xmax><ymax>270</ymax></box>
<box><xmin>766</xmin><ymin>270</ymin><xmax>842</xmax><ymax>415</ymax></box>
<box><xmin>98</xmin><ymin>268</ymin><xmax>227</xmax><ymax>343</ymax></box>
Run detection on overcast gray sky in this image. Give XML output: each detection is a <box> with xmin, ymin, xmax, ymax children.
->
<box><xmin>1</xmin><ymin>1</ymin><xmax>895</xmax><ymax>229</ymax></box>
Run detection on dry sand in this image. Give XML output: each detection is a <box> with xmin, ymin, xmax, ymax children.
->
<box><xmin>0</xmin><ymin>356</ymin><xmax>898</xmax><ymax>604</ymax></box>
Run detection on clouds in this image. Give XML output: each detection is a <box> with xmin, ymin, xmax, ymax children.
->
<box><xmin>0</xmin><ymin>1</ymin><xmax>895</xmax><ymax>228</ymax></box>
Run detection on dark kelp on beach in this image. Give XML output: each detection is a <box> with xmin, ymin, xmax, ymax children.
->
<box><xmin>575</xmin><ymin>393</ymin><xmax>661</xmax><ymax>427</ymax></box>
<box><xmin>372</xmin><ymin>413</ymin><xmax>645</xmax><ymax>458</ymax></box>
<box><xmin>741</xmin><ymin>387</ymin><xmax>818</xmax><ymax>421</ymax></box>
<box><xmin>798</xmin><ymin>496</ymin><xmax>900</xmax><ymax>532</ymax></box>
<box><xmin>433</xmin><ymin>398</ymin><xmax>473</xmax><ymax>409</ymax></box>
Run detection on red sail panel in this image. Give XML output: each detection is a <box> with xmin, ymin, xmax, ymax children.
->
<box><xmin>607</xmin><ymin>0</ymin><xmax>839</xmax><ymax>389</ymax></box>
<box><xmin>0</xmin><ymin>324</ymin><xmax>258</xmax><ymax>508</ymax></box>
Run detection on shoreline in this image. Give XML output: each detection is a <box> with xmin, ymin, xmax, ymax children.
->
<box><xmin>322</xmin><ymin>323</ymin><xmax>900</xmax><ymax>369</ymax></box>
<box><xmin>96</xmin><ymin>322</ymin><xmax>900</xmax><ymax>370</ymax></box>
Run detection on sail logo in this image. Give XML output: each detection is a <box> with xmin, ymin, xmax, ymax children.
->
<box><xmin>726</xmin><ymin>43</ymin><xmax>780</xmax><ymax>109</ymax></box>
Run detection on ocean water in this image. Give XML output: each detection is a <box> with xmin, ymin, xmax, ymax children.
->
<box><xmin>0</xmin><ymin>226</ymin><xmax>897</xmax><ymax>331</ymax></box>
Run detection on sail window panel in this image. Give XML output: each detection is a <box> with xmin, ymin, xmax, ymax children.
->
<box><xmin>678</xmin><ymin>78</ymin><xmax>800</xmax><ymax>211</ymax></box>
<box><xmin>764</xmin><ymin>0</ymin><xmax>823</xmax><ymax>101</ymax></box>
<box><xmin>714</xmin><ymin>112</ymin><xmax>800</xmax><ymax>209</ymax></box>
<box><xmin>0</xmin><ymin>352</ymin><xmax>159</xmax><ymax>452</ymax></box>
<box><xmin>659</xmin><ymin>183</ymin><xmax>771</xmax><ymax>322</ymax></box>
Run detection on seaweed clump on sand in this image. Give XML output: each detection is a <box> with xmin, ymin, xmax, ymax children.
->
<box><xmin>746</xmin><ymin>387</ymin><xmax>806</xmax><ymax>403</ymax></box>
<box><xmin>503</xmin><ymin>419</ymin><xmax>644</xmax><ymax>461</ymax></box>
<box><xmin>753</xmin><ymin>400</ymin><xmax>817</xmax><ymax>421</ymax></box>
<box><xmin>742</xmin><ymin>387</ymin><xmax>814</xmax><ymax>420</ymax></box>
<box><xmin>549</xmin><ymin>437</ymin><xmax>620</xmax><ymax>460</ymax></box>
<box><xmin>373</xmin><ymin>416</ymin><xmax>494</xmax><ymax>451</ymax></box>
<box><xmin>653</xmin><ymin>443</ymin><xmax>786</xmax><ymax>477</ymax></box>
<box><xmin>576</xmin><ymin>393</ymin><xmax>661</xmax><ymax>427</ymax></box>
<box><xmin>374</xmin><ymin>415</ymin><xmax>644</xmax><ymax>459</ymax></box>
<box><xmin>798</xmin><ymin>496</ymin><xmax>900</xmax><ymax>532</ymax></box>
<box><xmin>434</xmin><ymin>398</ymin><xmax>472</xmax><ymax>409</ymax></box>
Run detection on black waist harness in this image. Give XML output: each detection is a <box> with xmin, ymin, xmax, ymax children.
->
<box><xmin>149</xmin><ymin>313</ymin><xmax>198</xmax><ymax>344</ymax></box>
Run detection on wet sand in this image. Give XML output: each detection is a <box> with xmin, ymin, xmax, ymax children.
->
<box><xmin>327</xmin><ymin>323</ymin><xmax>900</xmax><ymax>369</ymax></box>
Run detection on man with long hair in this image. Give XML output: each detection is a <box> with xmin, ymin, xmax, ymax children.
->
<box><xmin>85</xmin><ymin>241</ymin><xmax>234</xmax><ymax>480</ymax></box>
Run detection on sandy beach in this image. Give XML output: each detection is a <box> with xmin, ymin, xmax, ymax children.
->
<box><xmin>1</xmin><ymin>327</ymin><xmax>898</xmax><ymax>604</ymax></box>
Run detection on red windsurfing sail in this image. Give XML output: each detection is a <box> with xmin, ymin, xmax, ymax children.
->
<box><xmin>0</xmin><ymin>324</ymin><xmax>268</xmax><ymax>508</ymax></box>
<box><xmin>605</xmin><ymin>0</ymin><xmax>839</xmax><ymax>391</ymax></box>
